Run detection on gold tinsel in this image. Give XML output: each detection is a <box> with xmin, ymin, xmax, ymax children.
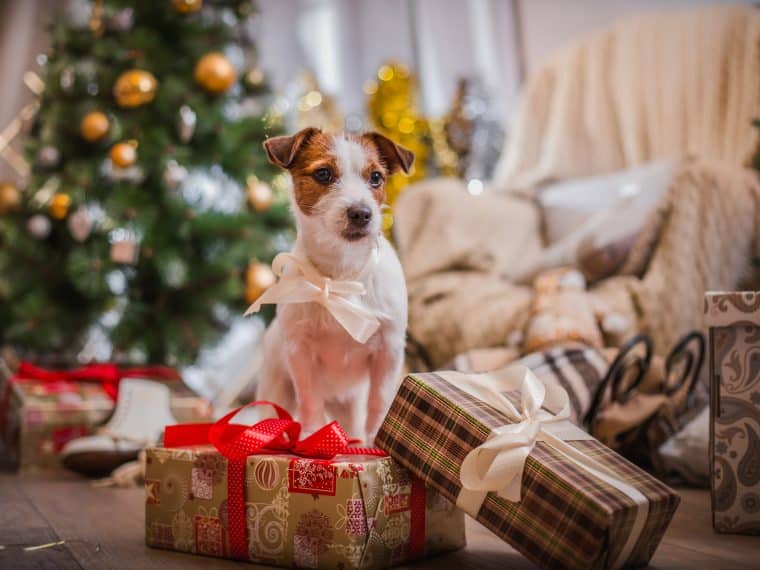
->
<box><xmin>365</xmin><ymin>62</ymin><xmax>429</xmax><ymax>232</ymax></box>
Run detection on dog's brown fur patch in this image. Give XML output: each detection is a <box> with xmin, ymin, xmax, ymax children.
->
<box><xmin>263</xmin><ymin>129</ymin><xmax>414</xmax><ymax>215</ymax></box>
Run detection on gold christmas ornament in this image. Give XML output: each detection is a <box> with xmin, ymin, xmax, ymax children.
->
<box><xmin>245</xmin><ymin>261</ymin><xmax>275</xmax><ymax>304</ymax></box>
<box><xmin>194</xmin><ymin>52</ymin><xmax>237</xmax><ymax>95</ymax></box>
<box><xmin>246</xmin><ymin>176</ymin><xmax>273</xmax><ymax>212</ymax></box>
<box><xmin>172</xmin><ymin>0</ymin><xmax>203</xmax><ymax>14</ymax></box>
<box><xmin>113</xmin><ymin>69</ymin><xmax>158</xmax><ymax>108</ymax></box>
<box><xmin>49</xmin><ymin>193</ymin><xmax>71</xmax><ymax>220</ymax></box>
<box><xmin>80</xmin><ymin>111</ymin><xmax>110</xmax><ymax>142</ymax></box>
<box><xmin>110</xmin><ymin>140</ymin><xmax>138</xmax><ymax>168</ymax></box>
<box><xmin>0</xmin><ymin>182</ymin><xmax>21</xmax><ymax>214</ymax></box>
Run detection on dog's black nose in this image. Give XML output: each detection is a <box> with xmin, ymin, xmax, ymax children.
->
<box><xmin>346</xmin><ymin>205</ymin><xmax>372</xmax><ymax>227</ymax></box>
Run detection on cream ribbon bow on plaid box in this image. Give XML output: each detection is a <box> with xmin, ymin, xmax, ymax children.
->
<box><xmin>244</xmin><ymin>252</ymin><xmax>387</xmax><ymax>344</ymax></box>
<box><xmin>444</xmin><ymin>366</ymin><xmax>650</xmax><ymax>570</ymax></box>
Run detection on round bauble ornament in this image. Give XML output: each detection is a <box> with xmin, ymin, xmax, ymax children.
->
<box><xmin>0</xmin><ymin>182</ymin><xmax>21</xmax><ymax>214</ymax></box>
<box><xmin>245</xmin><ymin>261</ymin><xmax>275</xmax><ymax>304</ymax></box>
<box><xmin>67</xmin><ymin>206</ymin><xmax>93</xmax><ymax>242</ymax></box>
<box><xmin>27</xmin><ymin>214</ymin><xmax>51</xmax><ymax>239</ymax></box>
<box><xmin>172</xmin><ymin>0</ymin><xmax>202</xmax><ymax>14</ymax></box>
<box><xmin>110</xmin><ymin>140</ymin><xmax>138</xmax><ymax>168</ymax></box>
<box><xmin>37</xmin><ymin>146</ymin><xmax>61</xmax><ymax>169</ymax></box>
<box><xmin>49</xmin><ymin>193</ymin><xmax>71</xmax><ymax>220</ymax></box>
<box><xmin>194</xmin><ymin>52</ymin><xmax>237</xmax><ymax>95</ymax></box>
<box><xmin>80</xmin><ymin>111</ymin><xmax>110</xmax><ymax>142</ymax></box>
<box><xmin>246</xmin><ymin>176</ymin><xmax>273</xmax><ymax>212</ymax></box>
<box><xmin>113</xmin><ymin>69</ymin><xmax>158</xmax><ymax>108</ymax></box>
<box><xmin>253</xmin><ymin>458</ymin><xmax>279</xmax><ymax>491</ymax></box>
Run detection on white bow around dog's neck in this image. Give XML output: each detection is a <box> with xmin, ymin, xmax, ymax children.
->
<box><xmin>243</xmin><ymin>252</ymin><xmax>387</xmax><ymax>344</ymax></box>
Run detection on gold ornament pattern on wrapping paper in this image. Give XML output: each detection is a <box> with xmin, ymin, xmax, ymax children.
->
<box><xmin>294</xmin><ymin>509</ymin><xmax>334</xmax><ymax>568</ymax></box>
<box><xmin>191</xmin><ymin>451</ymin><xmax>227</xmax><ymax>500</ymax></box>
<box><xmin>708</xmin><ymin>291</ymin><xmax>760</xmax><ymax>534</ymax></box>
<box><xmin>194</xmin><ymin>505</ymin><xmax>226</xmax><ymax>557</ymax></box>
<box><xmin>252</xmin><ymin>457</ymin><xmax>280</xmax><ymax>491</ymax></box>
<box><xmin>159</xmin><ymin>472</ymin><xmax>189</xmax><ymax>512</ymax></box>
<box><xmin>171</xmin><ymin>510</ymin><xmax>194</xmax><ymax>552</ymax></box>
<box><xmin>246</xmin><ymin>480</ymin><xmax>289</xmax><ymax>562</ymax></box>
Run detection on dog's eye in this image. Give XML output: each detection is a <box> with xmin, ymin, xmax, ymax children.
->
<box><xmin>369</xmin><ymin>171</ymin><xmax>383</xmax><ymax>187</ymax></box>
<box><xmin>312</xmin><ymin>168</ymin><xmax>333</xmax><ymax>184</ymax></box>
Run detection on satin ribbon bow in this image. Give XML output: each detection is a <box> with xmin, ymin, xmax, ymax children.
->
<box><xmin>243</xmin><ymin>252</ymin><xmax>387</xmax><ymax>344</ymax></box>
<box><xmin>11</xmin><ymin>361</ymin><xmax>180</xmax><ymax>401</ymax></box>
<box><xmin>164</xmin><ymin>400</ymin><xmax>385</xmax><ymax>460</ymax></box>
<box><xmin>457</xmin><ymin>365</ymin><xmax>574</xmax><ymax>502</ymax></box>
<box><xmin>164</xmin><ymin>401</ymin><xmax>385</xmax><ymax>561</ymax></box>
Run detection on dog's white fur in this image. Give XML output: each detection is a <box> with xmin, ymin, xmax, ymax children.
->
<box><xmin>256</xmin><ymin>133</ymin><xmax>408</xmax><ymax>442</ymax></box>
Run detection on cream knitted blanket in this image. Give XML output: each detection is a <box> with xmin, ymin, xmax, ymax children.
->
<box><xmin>493</xmin><ymin>6</ymin><xmax>760</xmax><ymax>193</ymax></box>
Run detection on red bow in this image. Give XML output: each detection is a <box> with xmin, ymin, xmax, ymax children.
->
<box><xmin>12</xmin><ymin>361</ymin><xmax>180</xmax><ymax>401</ymax></box>
<box><xmin>164</xmin><ymin>401</ymin><xmax>386</xmax><ymax>560</ymax></box>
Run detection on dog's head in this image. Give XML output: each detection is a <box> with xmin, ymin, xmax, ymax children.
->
<box><xmin>263</xmin><ymin>128</ymin><xmax>414</xmax><ymax>246</ymax></box>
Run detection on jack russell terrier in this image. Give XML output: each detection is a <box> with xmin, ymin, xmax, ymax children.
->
<box><xmin>246</xmin><ymin>127</ymin><xmax>413</xmax><ymax>443</ymax></box>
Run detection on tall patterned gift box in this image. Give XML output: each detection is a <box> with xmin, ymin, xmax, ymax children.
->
<box><xmin>145</xmin><ymin>403</ymin><xmax>465</xmax><ymax>568</ymax></box>
<box><xmin>376</xmin><ymin>366</ymin><xmax>681</xmax><ymax>570</ymax></box>
<box><xmin>0</xmin><ymin>361</ymin><xmax>212</xmax><ymax>471</ymax></box>
<box><xmin>705</xmin><ymin>291</ymin><xmax>760</xmax><ymax>535</ymax></box>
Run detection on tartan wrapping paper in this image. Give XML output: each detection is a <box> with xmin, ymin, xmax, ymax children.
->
<box><xmin>376</xmin><ymin>373</ymin><xmax>680</xmax><ymax>570</ymax></box>
<box><xmin>0</xmin><ymin>366</ymin><xmax>212</xmax><ymax>471</ymax></box>
<box><xmin>145</xmin><ymin>445</ymin><xmax>465</xmax><ymax>568</ymax></box>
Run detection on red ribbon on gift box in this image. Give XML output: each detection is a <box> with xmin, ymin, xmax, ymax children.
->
<box><xmin>164</xmin><ymin>401</ymin><xmax>426</xmax><ymax>562</ymax></box>
<box><xmin>11</xmin><ymin>361</ymin><xmax>181</xmax><ymax>401</ymax></box>
<box><xmin>0</xmin><ymin>362</ymin><xmax>181</xmax><ymax>440</ymax></box>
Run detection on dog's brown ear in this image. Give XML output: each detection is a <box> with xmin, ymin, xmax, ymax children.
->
<box><xmin>362</xmin><ymin>132</ymin><xmax>415</xmax><ymax>174</ymax></box>
<box><xmin>263</xmin><ymin>127</ymin><xmax>321</xmax><ymax>169</ymax></box>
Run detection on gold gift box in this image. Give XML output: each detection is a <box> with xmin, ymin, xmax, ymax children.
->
<box><xmin>145</xmin><ymin>445</ymin><xmax>465</xmax><ymax>568</ymax></box>
<box><xmin>0</xmin><ymin>364</ymin><xmax>212</xmax><ymax>471</ymax></box>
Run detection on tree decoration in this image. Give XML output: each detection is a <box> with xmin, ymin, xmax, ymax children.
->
<box><xmin>172</xmin><ymin>0</ymin><xmax>203</xmax><ymax>14</ymax></box>
<box><xmin>67</xmin><ymin>206</ymin><xmax>93</xmax><ymax>242</ymax></box>
<box><xmin>163</xmin><ymin>160</ymin><xmax>188</xmax><ymax>191</ymax></box>
<box><xmin>0</xmin><ymin>182</ymin><xmax>21</xmax><ymax>214</ymax></box>
<box><xmin>49</xmin><ymin>193</ymin><xmax>71</xmax><ymax>220</ymax></box>
<box><xmin>80</xmin><ymin>111</ymin><xmax>110</xmax><ymax>142</ymax></box>
<box><xmin>27</xmin><ymin>214</ymin><xmax>52</xmax><ymax>239</ymax></box>
<box><xmin>177</xmin><ymin>105</ymin><xmax>197</xmax><ymax>143</ymax></box>
<box><xmin>109</xmin><ymin>227</ymin><xmax>140</xmax><ymax>265</ymax></box>
<box><xmin>246</xmin><ymin>175</ymin><xmax>273</xmax><ymax>212</ymax></box>
<box><xmin>0</xmin><ymin>1</ymin><xmax>288</xmax><ymax>366</ymax></box>
<box><xmin>109</xmin><ymin>140</ymin><xmax>138</xmax><ymax>168</ymax></box>
<box><xmin>194</xmin><ymin>52</ymin><xmax>237</xmax><ymax>94</ymax></box>
<box><xmin>113</xmin><ymin>69</ymin><xmax>158</xmax><ymax>108</ymax></box>
<box><xmin>36</xmin><ymin>146</ymin><xmax>61</xmax><ymax>169</ymax></box>
<box><xmin>365</xmin><ymin>61</ymin><xmax>430</xmax><ymax>231</ymax></box>
<box><xmin>245</xmin><ymin>260</ymin><xmax>275</xmax><ymax>304</ymax></box>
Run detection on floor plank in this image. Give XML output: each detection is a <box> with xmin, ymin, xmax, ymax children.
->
<box><xmin>2</xmin><ymin>473</ymin><xmax>759</xmax><ymax>569</ymax></box>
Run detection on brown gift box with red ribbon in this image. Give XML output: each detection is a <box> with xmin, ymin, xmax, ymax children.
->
<box><xmin>0</xmin><ymin>361</ymin><xmax>212</xmax><ymax>471</ymax></box>
<box><xmin>145</xmin><ymin>402</ymin><xmax>465</xmax><ymax>568</ymax></box>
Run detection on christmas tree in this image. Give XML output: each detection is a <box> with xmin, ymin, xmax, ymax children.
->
<box><xmin>0</xmin><ymin>0</ymin><xmax>291</xmax><ymax>365</ymax></box>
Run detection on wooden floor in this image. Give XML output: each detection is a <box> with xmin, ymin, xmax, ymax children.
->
<box><xmin>1</xmin><ymin>471</ymin><xmax>759</xmax><ymax>569</ymax></box>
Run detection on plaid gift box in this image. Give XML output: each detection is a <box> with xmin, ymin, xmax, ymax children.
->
<box><xmin>705</xmin><ymin>291</ymin><xmax>760</xmax><ymax>535</ymax></box>
<box><xmin>376</xmin><ymin>367</ymin><xmax>680</xmax><ymax>569</ymax></box>
<box><xmin>0</xmin><ymin>360</ymin><xmax>212</xmax><ymax>471</ymax></box>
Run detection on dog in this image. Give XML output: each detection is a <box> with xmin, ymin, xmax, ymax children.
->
<box><xmin>254</xmin><ymin>127</ymin><xmax>413</xmax><ymax>442</ymax></box>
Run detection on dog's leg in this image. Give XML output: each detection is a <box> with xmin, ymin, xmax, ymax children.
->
<box><xmin>286</xmin><ymin>342</ymin><xmax>324</xmax><ymax>433</ymax></box>
<box><xmin>366</xmin><ymin>341</ymin><xmax>404</xmax><ymax>441</ymax></box>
